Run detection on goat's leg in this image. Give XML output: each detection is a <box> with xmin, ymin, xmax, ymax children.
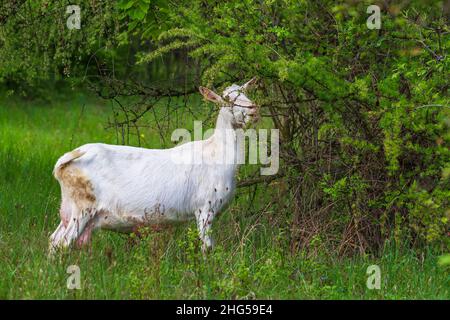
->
<box><xmin>58</xmin><ymin>208</ymin><xmax>93</xmax><ymax>249</ymax></box>
<box><xmin>48</xmin><ymin>221</ymin><xmax>66</xmax><ymax>255</ymax></box>
<box><xmin>76</xmin><ymin>222</ymin><xmax>95</xmax><ymax>248</ymax></box>
<box><xmin>195</xmin><ymin>208</ymin><xmax>215</xmax><ymax>253</ymax></box>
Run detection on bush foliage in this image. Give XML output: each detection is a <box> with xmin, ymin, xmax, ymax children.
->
<box><xmin>0</xmin><ymin>0</ymin><xmax>448</xmax><ymax>255</ymax></box>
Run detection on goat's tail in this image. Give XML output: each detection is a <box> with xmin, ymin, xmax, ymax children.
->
<box><xmin>53</xmin><ymin>149</ymin><xmax>86</xmax><ymax>179</ymax></box>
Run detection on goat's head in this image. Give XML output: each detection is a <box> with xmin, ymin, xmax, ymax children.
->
<box><xmin>199</xmin><ymin>77</ymin><xmax>259</xmax><ymax>128</ymax></box>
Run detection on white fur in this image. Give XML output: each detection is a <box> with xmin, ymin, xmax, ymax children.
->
<box><xmin>49</xmin><ymin>80</ymin><xmax>258</xmax><ymax>253</ymax></box>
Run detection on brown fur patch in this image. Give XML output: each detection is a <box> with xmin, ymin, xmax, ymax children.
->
<box><xmin>58</xmin><ymin>163</ymin><xmax>96</xmax><ymax>208</ymax></box>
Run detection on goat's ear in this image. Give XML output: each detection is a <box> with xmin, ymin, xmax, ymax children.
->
<box><xmin>199</xmin><ymin>87</ymin><xmax>224</xmax><ymax>104</ymax></box>
<box><xmin>241</xmin><ymin>77</ymin><xmax>258</xmax><ymax>91</ymax></box>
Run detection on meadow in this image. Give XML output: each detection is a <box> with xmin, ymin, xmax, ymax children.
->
<box><xmin>0</xmin><ymin>93</ymin><xmax>448</xmax><ymax>299</ymax></box>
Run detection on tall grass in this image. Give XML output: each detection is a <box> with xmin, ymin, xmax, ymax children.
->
<box><xmin>0</xmin><ymin>94</ymin><xmax>448</xmax><ymax>299</ymax></box>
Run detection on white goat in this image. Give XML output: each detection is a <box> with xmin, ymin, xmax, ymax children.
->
<box><xmin>49</xmin><ymin>78</ymin><xmax>259</xmax><ymax>253</ymax></box>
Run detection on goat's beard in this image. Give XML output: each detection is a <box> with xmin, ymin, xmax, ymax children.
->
<box><xmin>232</xmin><ymin>121</ymin><xmax>245</xmax><ymax>129</ymax></box>
<box><xmin>233</xmin><ymin>118</ymin><xmax>255</xmax><ymax>129</ymax></box>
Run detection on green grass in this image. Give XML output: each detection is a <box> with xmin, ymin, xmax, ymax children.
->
<box><xmin>0</xmin><ymin>93</ymin><xmax>448</xmax><ymax>299</ymax></box>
